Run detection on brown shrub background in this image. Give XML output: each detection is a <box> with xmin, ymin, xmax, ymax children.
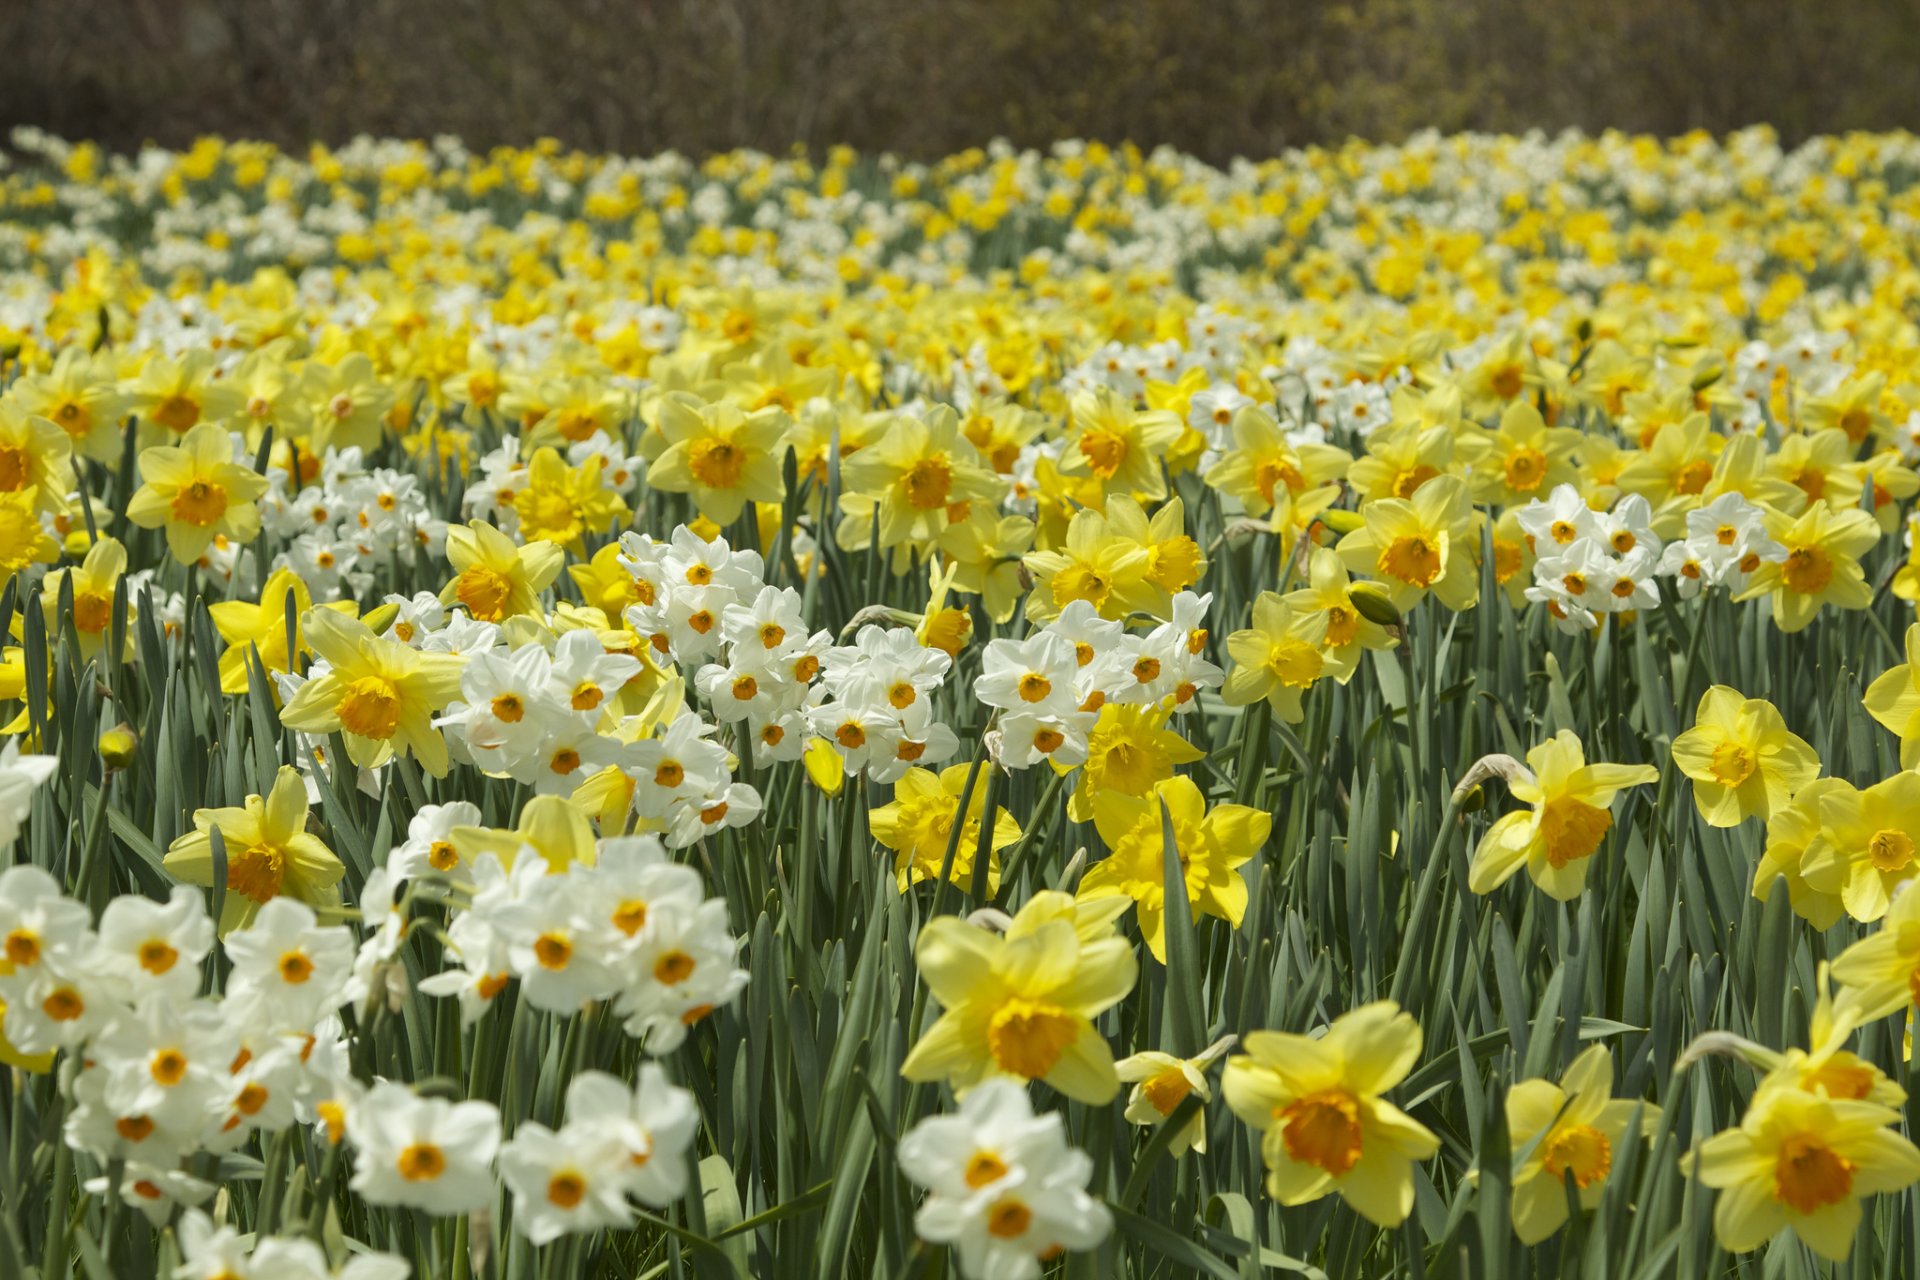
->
<box><xmin>5</xmin><ymin>0</ymin><xmax>1919</xmax><ymax>158</ymax></box>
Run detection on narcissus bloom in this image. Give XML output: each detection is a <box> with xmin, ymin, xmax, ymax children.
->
<box><xmin>1081</xmin><ymin>776</ymin><xmax>1269</xmax><ymax>962</ymax></box>
<box><xmin>279</xmin><ymin>610</ymin><xmax>465</xmax><ymax>775</ymax></box>
<box><xmin>1335</xmin><ymin>473</ymin><xmax>1480</xmax><ymax>612</ymax></box>
<box><xmin>126</xmin><ymin>423</ymin><xmax>269</xmax><ymax>564</ymax></box>
<box><xmin>1831</xmin><ymin>881</ymin><xmax>1920</xmax><ymax>1020</ymax></box>
<box><xmin>1864</xmin><ymin>623</ymin><xmax>1920</xmax><ymax>769</ymax></box>
<box><xmin>1799</xmin><ymin>772</ymin><xmax>1920</xmax><ymax>923</ymax></box>
<box><xmin>1221</xmin><ymin>592</ymin><xmax>1329</xmax><ymax>722</ymax></box>
<box><xmin>208</xmin><ymin>566</ymin><xmax>357</xmax><ymax>694</ymax></box>
<box><xmin>870</xmin><ymin>764</ymin><xmax>1022</xmax><ymax>896</ymax></box>
<box><xmin>1670</xmin><ymin>686</ymin><xmax>1819</xmax><ymax>827</ymax></box>
<box><xmin>901</xmin><ymin>891</ymin><xmax>1137</xmax><ymax>1103</ymax></box>
<box><xmin>1682</xmin><ymin>1086</ymin><xmax>1920</xmax><ymax>1262</ymax></box>
<box><xmin>1115</xmin><ymin>1036</ymin><xmax>1236</xmax><ymax>1157</ymax></box>
<box><xmin>645</xmin><ymin>392</ymin><xmax>787</xmax><ymax>524</ymax></box>
<box><xmin>163</xmin><ymin>765</ymin><xmax>344</xmax><ymax>932</ymax></box>
<box><xmin>439</xmin><ymin>519</ymin><xmax>563</xmax><ymax>623</ymax></box>
<box><xmin>1503</xmin><ymin>1044</ymin><xmax>1658</xmax><ymax>1243</ymax></box>
<box><xmin>1734</xmin><ymin>503</ymin><xmax>1878</xmax><ymax>632</ymax></box>
<box><xmin>1221</xmin><ymin>1001</ymin><xmax>1439</xmax><ymax>1227</ymax></box>
<box><xmin>1467</xmin><ymin>732</ymin><xmax>1658</xmax><ymax>900</ymax></box>
<box><xmin>1752</xmin><ymin>777</ymin><xmax>1849</xmax><ymax>930</ymax></box>
<box><xmin>39</xmin><ymin>535</ymin><xmax>129</xmax><ymax>660</ymax></box>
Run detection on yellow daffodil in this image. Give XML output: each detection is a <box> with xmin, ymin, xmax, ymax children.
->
<box><xmin>1472</xmin><ymin>399</ymin><xmax>1580</xmax><ymax>508</ymax></box>
<box><xmin>1021</xmin><ymin>503</ymin><xmax>1153</xmax><ymax>622</ymax></box>
<box><xmin>1282</xmin><ymin>548</ymin><xmax>1396</xmax><ymax>681</ymax></box>
<box><xmin>870</xmin><ymin>764</ymin><xmax>1022</xmax><ymax>896</ymax></box>
<box><xmin>1752</xmin><ymin>777</ymin><xmax>1849</xmax><ymax>930</ymax></box>
<box><xmin>0</xmin><ymin>489</ymin><xmax>60</xmax><ymax>589</ymax></box>
<box><xmin>1067</xmin><ymin>701</ymin><xmax>1205</xmax><ymax>822</ymax></box>
<box><xmin>1735</xmin><ymin>503</ymin><xmax>1878</xmax><ymax>633</ymax></box>
<box><xmin>1335</xmin><ymin>473</ymin><xmax>1481</xmax><ymax>612</ymax></box>
<box><xmin>1683</xmin><ymin>1086</ymin><xmax>1920</xmax><ymax>1263</ymax></box>
<box><xmin>0</xmin><ymin>401</ymin><xmax>75</xmax><ymax>516</ymax></box>
<box><xmin>208</xmin><ymin>566</ymin><xmax>357</xmax><ymax>694</ymax></box>
<box><xmin>1503</xmin><ymin>1045</ymin><xmax>1658</xmax><ymax>1244</ymax></box>
<box><xmin>1864</xmin><ymin>623</ymin><xmax>1920</xmax><ymax>768</ymax></box>
<box><xmin>1081</xmin><ymin>776</ymin><xmax>1268</xmax><ymax>962</ymax></box>
<box><xmin>645</xmin><ymin>392</ymin><xmax>787</xmax><ymax>524</ymax></box>
<box><xmin>1798</xmin><ymin>772</ymin><xmax>1920</xmax><ymax>923</ymax></box>
<box><xmin>1115</xmin><ymin>1036</ymin><xmax>1237</xmax><ymax>1157</ymax></box>
<box><xmin>440</xmin><ymin>519</ymin><xmax>564</xmax><ymax>623</ymax></box>
<box><xmin>1204</xmin><ymin>405</ymin><xmax>1350</xmax><ymax>519</ymax></box>
<box><xmin>163</xmin><ymin>764</ymin><xmax>344</xmax><ymax>932</ymax></box>
<box><xmin>39</xmin><ymin>535</ymin><xmax>130</xmax><ymax>661</ymax></box>
<box><xmin>839</xmin><ymin>406</ymin><xmax>1003</xmax><ymax>551</ymax></box>
<box><xmin>1831</xmin><ymin>878</ymin><xmax>1920</xmax><ymax>1020</ymax></box>
<box><xmin>451</xmin><ymin>794</ymin><xmax>599</xmax><ymax>872</ymax></box>
<box><xmin>1222</xmin><ymin>1001</ymin><xmax>1439</xmax><ymax>1227</ymax></box>
<box><xmin>1221</xmin><ymin>592</ymin><xmax>1328</xmax><ymax>722</ymax></box>
<box><xmin>278</xmin><ymin>610</ymin><xmax>464</xmax><ymax>775</ymax></box>
<box><xmin>1670</xmin><ymin>686</ymin><xmax>1819</xmax><ymax>827</ymax></box>
<box><xmin>1060</xmin><ymin>385</ymin><xmax>1181</xmax><ymax>503</ymax></box>
<box><xmin>511</xmin><ymin>447</ymin><xmax>629</xmax><ymax>553</ymax></box>
<box><xmin>1467</xmin><ymin>732</ymin><xmax>1658</xmax><ymax>900</ymax></box>
<box><xmin>901</xmin><ymin>891</ymin><xmax>1137</xmax><ymax>1103</ymax></box>
<box><xmin>125</xmin><ymin>421</ymin><xmax>270</xmax><ymax>564</ymax></box>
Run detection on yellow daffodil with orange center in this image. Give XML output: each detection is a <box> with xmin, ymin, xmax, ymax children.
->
<box><xmin>645</xmin><ymin>392</ymin><xmax>788</xmax><ymax>524</ymax></box>
<box><xmin>1335</xmin><ymin>473</ymin><xmax>1480</xmax><ymax>611</ymax></box>
<box><xmin>1473</xmin><ymin>399</ymin><xmax>1580</xmax><ymax>507</ymax></box>
<box><xmin>0</xmin><ymin>402</ymin><xmax>75</xmax><ymax>516</ymax></box>
<box><xmin>1205</xmin><ymin>405</ymin><xmax>1351</xmax><ymax>518</ymax></box>
<box><xmin>1683</xmin><ymin>1085</ymin><xmax>1920</xmax><ymax>1262</ymax></box>
<box><xmin>1735</xmin><ymin>503</ymin><xmax>1878</xmax><ymax>633</ymax></box>
<box><xmin>208</xmin><ymin>566</ymin><xmax>358</xmax><ymax>694</ymax></box>
<box><xmin>278</xmin><ymin>610</ymin><xmax>464</xmax><ymax>775</ymax></box>
<box><xmin>1467</xmin><ymin>731</ymin><xmax>1658</xmax><ymax>900</ymax></box>
<box><xmin>900</xmin><ymin>891</ymin><xmax>1137</xmax><ymax>1103</ymax></box>
<box><xmin>1282</xmin><ymin>548</ymin><xmax>1395</xmax><ymax>681</ymax></box>
<box><xmin>0</xmin><ymin>489</ymin><xmax>60</xmax><ymax>589</ymax></box>
<box><xmin>870</xmin><ymin>764</ymin><xmax>1022</xmax><ymax>896</ymax></box>
<box><xmin>1115</xmin><ymin>1036</ymin><xmax>1236</xmax><ymax>1157</ymax></box>
<box><xmin>39</xmin><ymin>535</ymin><xmax>130</xmax><ymax>660</ymax></box>
<box><xmin>1501</xmin><ymin>1045</ymin><xmax>1658</xmax><ymax>1243</ymax></box>
<box><xmin>439</xmin><ymin>520</ymin><xmax>564</xmax><ymax>623</ymax></box>
<box><xmin>163</xmin><ymin>765</ymin><xmax>343</xmax><ymax>932</ymax></box>
<box><xmin>1222</xmin><ymin>1002</ymin><xmax>1439</xmax><ymax>1227</ymax></box>
<box><xmin>511</xmin><ymin>447</ymin><xmax>629</xmax><ymax>554</ymax></box>
<box><xmin>1060</xmin><ymin>385</ymin><xmax>1181</xmax><ymax>503</ymax></box>
<box><xmin>125</xmin><ymin>422</ymin><xmax>270</xmax><ymax>564</ymax></box>
<box><xmin>1670</xmin><ymin>686</ymin><xmax>1819</xmax><ymax>827</ymax></box>
<box><xmin>1752</xmin><ymin>777</ymin><xmax>1850</xmax><ymax>931</ymax></box>
<box><xmin>840</xmin><ymin>406</ymin><xmax>1003</xmax><ymax>551</ymax></box>
<box><xmin>1021</xmin><ymin>504</ymin><xmax>1154</xmax><ymax>623</ymax></box>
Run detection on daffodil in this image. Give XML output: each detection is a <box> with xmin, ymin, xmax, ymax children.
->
<box><xmin>1798</xmin><ymin>772</ymin><xmax>1920</xmax><ymax>923</ymax></box>
<box><xmin>39</xmin><ymin>535</ymin><xmax>129</xmax><ymax>661</ymax></box>
<box><xmin>1221</xmin><ymin>592</ymin><xmax>1328</xmax><ymax>722</ymax></box>
<box><xmin>1503</xmin><ymin>1045</ymin><xmax>1658</xmax><ymax>1243</ymax></box>
<box><xmin>1752</xmin><ymin>777</ymin><xmax>1849</xmax><ymax>930</ymax></box>
<box><xmin>839</xmin><ymin>406</ymin><xmax>1003</xmax><ymax>551</ymax></box>
<box><xmin>1831</xmin><ymin>878</ymin><xmax>1920</xmax><ymax>1021</ymax></box>
<box><xmin>1683</xmin><ymin>1086</ymin><xmax>1920</xmax><ymax>1262</ymax></box>
<box><xmin>0</xmin><ymin>401</ymin><xmax>75</xmax><ymax>516</ymax></box>
<box><xmin>645</xmin><ymin>392</ymin><xmax>787</xmax><ymax>524</ymax></box>
<box><xmin>1670</xmin><ymin>686</ymin><xmax>1819</xmax><ymax>827</ymax></box>
<box><xmin>1067</xmin><ymin>701</ymin><xmax>1205</xmax><ymax>823</ymax></box>
<box><xmin>1204</xmin><ymin>405</ymin><xmax>1350</xmax><ymax>520</ymax></box>
<box><xmin>1021</xmin><ymin>504</ymin><xmax>1153</xmax><ymax>622</ymax></box>
<box><xmin>1081</xmin><ymin>776</ymin><xmax>1268</xmax><ymax>962</ymax></box>
<box><xmin>451</xmin><ymin>794</ymin><xmax>599</xmax><ymax>872</ymax></box>
<box><xmin>0</xmin><ymin>489</ymin><xmax>59</xmax><ymax>589</ymax></box>
<box><xmin>1335</xmin><ymin>473</ymin><xmax>1480</xmax><ymax>611</ymax></box>
<box><xmin>278</xmin><ymin>610</ymin><xmax>465</xmax><ymax>775</ymax></box>
<box><xmin>163</xmin><ymin>765</ymin><xmax>344</xmax><ymax>932</ymax></box>
<box><xmin>1467</xmin><ymin>732</ymin><xmax>1658</xmax><ymax>900</ymax></box>
<box><xmin>1281</xmin><ymin>548</ymin><xmax>1395</xmax><ymax>681</ymax></box>
<box><xmin>5</xmin><ymin>347</ymin><xmax>128</xmax><ymax>463</ymax></box>
<box><xmin>1734</xmin><ymin>503</ymin><xmax>1878</xmax><ymax>633</ymax></box>
<box><xmin>125</xmin><ymin>422</ymin><xmax>269</xmax><ymax>564</ymax></box>
<box><xmin>511</xmin><ymin>447</ymin><xmax>629</xmax><ymax>554</ymax></box>
<box><xmin>1221</xmin><ymin>1002</ymin><xmax>1439</xmax><ymax>1227</ymax></box>
<box><xmin>1864</xmin><ymin>623</ymin><xmax>1920</xmax><ymax>769</ymax></box>
<box><xmin>870</xmin><ymin>764</ymin><xmax>1022</xmax><ymax>896</ymax></box>
<box><xmin>1472</xmin><ymin>399</ymin><xmax>1580</xmax><ymax>508</ymax></box>
<box><xmin>208</xmin><ymin>566</ymin><xmax>357</xmax><ymax>694</ymax></box>
<box><xmin>440</xmin><ymin>520</ymin><xmax>564</xmax><ymax>623</ymax></box>
<box><xmin>901</xmin><ymin>891</ymin><xmax>1137</xmax><ymax>1103</ymax></box>
<box><xmin>1060</xmin><ymin>385</ymin><xmax>1181</xmax><ymax>503</ymax></box>
<box><xmin>1115</xmin><ymin>1036</ymin><xmax>1236</xmax><ymax>1157</ymax></box>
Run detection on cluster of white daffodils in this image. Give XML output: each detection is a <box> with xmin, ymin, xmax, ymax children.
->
<box><xmin>898</xmin><ymin>1081</ymin><xmax>1112</xmax><ymax>1280</ymax></box>
<box><xmin>497</xmin><ymin>1065</ymin><xmax>697</xmax><ymax>1244</ymax></box>
<box><xmin>976</xmin><ymin>594</ymin><xmax>1222</xmax><ymax>768</ymax></box>
<box><xmin>263</xmin><ymin>445</ymin><xmax>449</xmax><ymax>596</ymax></box>
<box><xmin>414</xmin><ymin>828</ymin><xmax>748</xmax><ymax>1049</ymax></box>
<box><xmin>177</xmin><ymin>1210</ymin><xmax>408</xmax><ymax>1280</ymax></box>
<box><xmin>1</xmin><ymin>868</ymin><xmax>365</xmax><ymax>1225</ymax></box>
<box><xmin>439</xmin><ymin>629</ymin><xmax>645</xmax><ymax>793</ymax></box>
<box><xmin>1515</xmin><ymin>484</ymin><xmax>1782</xmax><ymax>632</ymax></box>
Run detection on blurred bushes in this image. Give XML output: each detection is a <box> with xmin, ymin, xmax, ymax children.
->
<box><xmin>4</xmin><ymin>0</ymin><xmax>1919</xmax><ymax>157</ymax></box>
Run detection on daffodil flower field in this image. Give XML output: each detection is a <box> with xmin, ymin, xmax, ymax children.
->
<box><xmin>5</xmin><ymin>126</ymin><xmax>1920</xmax><ymax>1278</ymax></box>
